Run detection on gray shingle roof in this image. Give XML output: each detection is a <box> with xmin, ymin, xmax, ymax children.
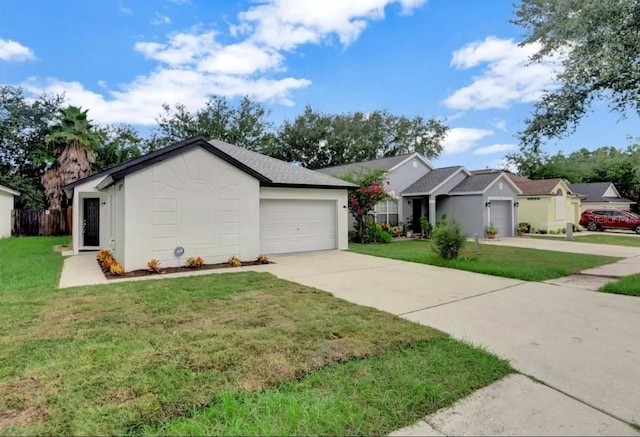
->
<box><xmin>401</xmin><ymin>166</ymin><xmax>464</xmax><ymax>195</ymax></box>
<box><xmin>315</xmin><ymin>154</ymin><xmax>415</xmax><ymax>177</ymax></box>
<box><xmin>209</xmin><ymin>139</ymin><xmax>356</xmax><ymax>188</ymax></box>
<box><xmin>569</xmin><ymin>182</ymin><xmax>631</xmax><ymax>203</ymax></box>
<box><xmin>65</xmin><ymin>136</ymin><xmax>355</xmax><ymax>192</ymax></box>
<box><xmin>449</xmin><ymin>173</ymin><xmax>502</xmax><ymax>193</ymax></box>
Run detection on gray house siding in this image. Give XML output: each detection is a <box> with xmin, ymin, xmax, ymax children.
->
<box><xmin>389</xmin><ymin>158</ymin><xmax>431</xmax><ymax>226</ymax></box>
<box><xmin>483</xmin><ymin>176</ymin><xmax>519</xmax><ymax>236</ymax></box>
<box><xmin>438</xmin><ymin>195</ymin><xmax>484</xmax><ymax>237</ymax></box>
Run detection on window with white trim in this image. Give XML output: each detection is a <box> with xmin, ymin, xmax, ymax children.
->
<box><xmin>374</xmin><ymin>200</ymin><xmax>399</xmax><ymax>225</ymax></box>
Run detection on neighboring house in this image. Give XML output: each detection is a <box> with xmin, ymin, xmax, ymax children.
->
<box><xmin>504</xmin><ymin>173</ymin><xmax>582</xmax><ymax>232</ymax></box>
<box><xmin>0</xmin><ymin>184</ymin><xmax>20</xmax><ymax>238</ymax></box>
<box><xmin>569</xmin><ymin>182</ymin><xmax>634</xmax><ymax>212</ymax></box>
<box><xmin>317</xmin><ymin>154</ymin><xmax>521</xmax><ymax>237</ymax></box>
<box><xmin>64</xmin><ymin>136</ymin><xmax>355</xmax><ymax>272</ymax></box>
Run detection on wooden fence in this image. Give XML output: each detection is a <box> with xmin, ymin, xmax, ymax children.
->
<box><xmin>11</xmin><ymin>209</ymin><xmax>72</xmax><ymax>237</ymax></box>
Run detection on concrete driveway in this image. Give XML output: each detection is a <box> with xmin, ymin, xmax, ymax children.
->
<box><xmin>264</xmin><ymin>251</ymin><xmax>640</xmax><ymax>435</ymax></box>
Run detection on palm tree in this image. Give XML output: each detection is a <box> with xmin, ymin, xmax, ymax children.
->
<box><xmin>41</xmin><ymin>106</ymin><xmax>104</xmax><ymax>209</ymax></box>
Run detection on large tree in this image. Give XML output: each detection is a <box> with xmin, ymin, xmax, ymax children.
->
<box><xmin>0</xmin><ymin>86</ymin><xmax>64</xmax><ymax>209</ymax></box>
<box><xmin>93</xmin><ymin>125</ymin><xmax>144</xmax><ymax>173</ymax></box>
<box><xmin>508</xmin><ymin>141</ymin><xmax>640</xmax><ymax>210</ymax></box>
<box><xmin>147</xmin><ymin>96</ymin><xmax>276</xmax><ymax>152</ymax></box>
<box><xmin>269</xmin><ymin>106</ymin><xmax>448</xmax><ymax>169</ymax></box>
<box><xmin>513</xmin><ymin>0</ymin><xmax>640</xmax><ymax>149</ymax></box>
<box><xmin>41</xmin><ymin>106</ymin><xmax>104</xmax><ymax>209</ymax></box>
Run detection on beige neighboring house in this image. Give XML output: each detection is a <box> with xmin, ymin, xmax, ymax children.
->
<box><xmin>0</xmin><ymin>184</ymin><xmax>20</xmax><ymax>238</ymax></box>
<box><xmin>569</xmin><ymin>182</ymin><xmax>635</xmax><ymax>212</ymax></box>
<box><xmin>506</xmin><ymin>174</ymin><xmax>581</xmax><ymax>232</ymax></box>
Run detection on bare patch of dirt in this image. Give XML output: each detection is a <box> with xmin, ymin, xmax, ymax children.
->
<box><xmin>0</xmin><ymin>404</ymin><xmax>47</xmax><ymax>430</ymax></box>
<box><xmin>109</xmin><ymin>388</ymin><xmax>136</xmax><ymax>405</ymax></box>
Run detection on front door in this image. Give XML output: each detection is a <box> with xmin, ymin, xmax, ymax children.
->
<box><xmin>83</xmin><ymin>198</ymin><xmax>100</xmax><ymax>247</ymax></box>
<box><xmin>412</xmin><ymin>199</ymin><xmax>422</xmax><ymax>233</ymax></box>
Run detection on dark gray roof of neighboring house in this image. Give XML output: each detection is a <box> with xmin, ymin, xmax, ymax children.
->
<box><xmin>401</xmin><ymin>166</ymin><xmax>464</xmax><ymax>195</ymax></box>
<box><xmin>315</xmin><ymin>154</ymin><xmax>415</xmax><ymax>177</ymax></box>
<box><xmin>569</xmin><ymin>182</ymin><xmax>632</xmax><ymax>203</ymax></box>
<box><xmin>449</xmin><ymin>173</ymin><xmax>503</xmax><ymax>193</ymax></box>
<box><xmin>65</xmin><ymin>136</ymin><xmax>356</xmax><ymax>193</ymax></box>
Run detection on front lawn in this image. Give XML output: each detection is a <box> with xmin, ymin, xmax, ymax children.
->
<box><xmin>599</xmin><ymin>274</ymin><xmax>640</xmax><ymax>296</ymax></box>
<box><xmin>0</xmin><ymin>237</ymin><xmax>512</xmax><ymax>435</ymax></box>
<box><xmin>551</xmin><ymin>234</ymin><xmax>640</xmax><ymax>248</ymax></box>
<box><xmin>349</xmin><ymin>240</ymin><xmax>620</xmax><ymax>281</ymax></box>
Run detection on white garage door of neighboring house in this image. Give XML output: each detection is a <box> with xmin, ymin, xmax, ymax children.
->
<box><xmin>260</xmin><ymin>199</ymin><xmax>337</xmax><ymax>254</ymax></box>
<box><xmin>490</xmin><ymin>200</ymin><xmax>512</xmax><ymax>237</ymax></box>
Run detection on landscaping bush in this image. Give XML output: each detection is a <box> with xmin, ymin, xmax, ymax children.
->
<box><xmin>420</xmin><ymin>216</ymin><xmax>433</xmax><ymax>238</ymax></box>
<box><xmin>375</xmin><ymin>225</ymin><xmax>393</xmax><ymax>243</ymax></box>
<box><xmin>432</xmin><ymin>216</ymin><xmax>466</xmax><ymax>260</ymax></box>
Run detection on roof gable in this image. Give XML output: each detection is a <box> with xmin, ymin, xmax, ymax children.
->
<box><xmin>506</xmin><ymin>174</ymin><xmax>569</xmax><ymax>196</ymax></box>
<box><xmin>315</xmin><ymin>152</ymin><xmax>434</xmax><ymax>177</ymax></box>
<box><xmin>569</xmin><ymin>182</ymin><xmax>629</xmax><ymax>202</ymax></box>
<box><xmin>401</xmin><ymin>166</ymin><xmax>468</xmax><ymax>195</ymax></box>
<box><xmin>65</xmin><ymin>136</ymin><xmax>356</xmax><ymax>196</ymax></box>
<box><xmin>0</xmin><ymin>184</ymin><xmax>20</xmax><ymax>196</ymax></box>
<box><xmin>450</xmin><ymin>172</ymin><xmax>522</xmax><ymax>195</ymax></box>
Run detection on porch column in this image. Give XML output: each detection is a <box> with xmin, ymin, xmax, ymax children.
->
<box><xmin>428</xmin><ymin>198</ymin><xmax>436</xmax><ymax>225</ymax></box>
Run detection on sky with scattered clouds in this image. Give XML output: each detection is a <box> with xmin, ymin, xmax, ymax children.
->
<box><xmin>1</xmin><ymin>0</ymin><xmax>638</xmax><ymax>170</ymax></box>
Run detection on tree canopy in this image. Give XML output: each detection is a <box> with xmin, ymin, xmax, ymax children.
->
<box><xmin>513</xmin><ymin>0</ymin><xmax>640</xmax><ymax>149</ymax></box>
<box><xmin>268</xmin><ymin>106</ymin><xmax>447</xmax><ymax>169</ymax></box>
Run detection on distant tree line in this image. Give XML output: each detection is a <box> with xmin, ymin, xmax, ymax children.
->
<box><xmin>0</xmin><ymin>86</ymin><xmax>448</xmax><ymax>209</ymax></box>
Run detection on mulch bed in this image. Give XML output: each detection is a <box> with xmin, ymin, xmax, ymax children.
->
<box><xmin>98</xmin><ymin>259</ymin><xmax>273</xmax><ymax>280</ymax></box>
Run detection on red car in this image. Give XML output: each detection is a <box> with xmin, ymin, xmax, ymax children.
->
<box><xmin>579</xmin><ymin>208</ymin><xmax>640</xmax><ymax>233</ymax></box>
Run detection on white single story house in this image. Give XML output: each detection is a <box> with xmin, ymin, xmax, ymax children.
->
<box><xmin>64</xmin><ymin>137</ymin><xmax>355</xmax><ymax>271</ymax></box>
<box><xmin>0</xmin><ymin>184</ymin><xmax>20</xmax><ymax>238</ymax></box>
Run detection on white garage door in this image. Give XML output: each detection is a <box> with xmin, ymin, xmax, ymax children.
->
<box><xmin>260</xmin><ymin>199</ymin><xmax>337</xmax><ymax>254</ymax></box>
<box><xmin>490</xmin><ymin>200</ymin><xmax>512</xmax><ymax>237</ymax></box>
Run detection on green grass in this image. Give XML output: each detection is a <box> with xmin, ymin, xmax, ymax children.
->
<box><xmin>349</xmin><ymin>240</ymin><xmax>620</xmax><ymax>281</ymax></box>
<box><xmin>599</xmin><ymin>274</ymin><xmax>640</xmax><ymax>296</ymax></box>
<box><xmin>0</xmin><ymin>237</ymin><xmax>512</xmax><ymax>435</ymax></box>
<box><xmin>144</xmin><ymin>338</ymin><xmax>511</xmax><ymax>436</ymax></box>
<box><xmin>538</xmin><ymin>234</ymin><xmax>640</xmax><ymax>248</ymax></box>
<box><xmin>0</xmin><ymin>236</ymin><xmax>69</xmax><ymax>291</ymax></box>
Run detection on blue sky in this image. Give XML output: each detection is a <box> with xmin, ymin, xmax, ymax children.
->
<box><xmin>1</xmin><ymin>0</ymin><xmax>638</xmax><ymax>170</ymax></box>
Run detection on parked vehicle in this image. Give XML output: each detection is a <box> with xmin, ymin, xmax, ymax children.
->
<box><xmin>579</xmin><ymin>209</ymin><xmax>640</xmax><ymax>233</ymax></box>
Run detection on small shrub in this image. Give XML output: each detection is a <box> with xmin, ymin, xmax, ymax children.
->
<box><xmin>101</xmin><ymin>256</ymin><xmax>115</xmax><ymax>272</ymax></box>
<box><xmin>420</xmin><ymin>216</ymin><xmax>433</xmax><ymax>238</ymax></box>
<box><xmin>147</xmin><ymin>259</ymin><xmax>162</xmax><ymax>273</ymax></box>
<box><xmin>435</xmin><ymin>213</ymin><xmax>448</xmax><ymax>228</ymax></box>
<box><xmin>486</xmin><ymin>224</ymin><xmax>498</xmax><ymax>236</ymax></box>
<box><xmin>432</xmin><ymin>216</ymin><xmax>466</xmax><ymax>260</ymax></box>
<box><xmin>539</xmin><ymin>229</ymin><xmax>548</xmax><ymax>234</ymax></box>
<box><xmin>109</xmin><ymin>262</ymin><xmax>124</xmax><ymax>276</ymax></box>
<box><xmin>227</xmin><ymin>256</ymin><xmax>242</xmax><ymax>267</ymax></box>
<box><xmin>375</xmin><ymin>225</ymin><xmax>393</xmax><ymax>243</ymax></box>
<box><xmin>348</xmin><ymin>230</ymin><xmax>357</xmax><ymax>242</ymax></box>
<box><xmin>518</xmin><ymin>222</ymin><xmax>530</xmax><ymax>233</ymax></box>
<box><xmin>256</xmin><ymin>254</ymin><xmax>269</xmax><ymax>264</ymax></box>
<box><xmin>561</xmin><ymin>227</ymin><xmax>567</xmax><ymax>234</ymax></box>
<box><xmin>96</xmin><ymin>250</ymin><xmax>111</xmax><ymax>262</ymax></box>
<box><xmin>185</xmin><ymin>256</ymin><xmax>205</xmax><ymax>268</ymax></box>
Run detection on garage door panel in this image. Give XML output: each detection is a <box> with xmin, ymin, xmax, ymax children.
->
<box><xmin>490</xmin><ymin>200</ymin><xmax>512</xmax><ymax>237</ymax></box>
<box><xmin>260</xmin><ymin>200</ymin><xmax>337</xmax><ymax>254</ymax></box>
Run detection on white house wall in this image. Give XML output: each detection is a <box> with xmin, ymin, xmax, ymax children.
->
<box><xmin>0</xmin><ymin>191</ymin><xmax>14</xmax><ymax>238</ymax></box>
<box><xmin>260</xmin><ymin>187</ymin><xmax>349</xmax><ymax>250</ymax></box>
<box><xmin>122</xmin><ymin>147</ymin><xmax>260</xmax><ymax>271</ymax></box>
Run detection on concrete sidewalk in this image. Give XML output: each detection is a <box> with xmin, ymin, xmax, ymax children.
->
<box><xmin>482</xmin><ymin>236</ymin><xmax>640</xmax><ymax>258</ymax></box>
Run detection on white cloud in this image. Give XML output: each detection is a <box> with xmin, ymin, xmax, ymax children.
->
<box><xmin>119</xmin><ymin>6</ymin><xmax>133</xmax><ymax>15</ymax></box>
<box><xmin>0</xmin><ymin>38</ymin><xmax>35</xmax><ymax>62</ymax></box>
<box><xmin>442</xmin><ymin>127</ymin><xmax>493</xmax><ymax>154</ymax></box>
<box><xmin>23</xmin><ymin>0</ymin><xmax>426</xmax><ymax>125</ymax></box>
<box><xmin>240</xmin><ymin>0</ymin><xmax>426</xmax><ymax>49</ymax></box>
<box><xmin>444</xmin><ymin>36</ymin><xmax>559</xmax><ymax>110</ymax></box>
<box><xmin>150</xmin><ymin>13</ymin><xmax>172</xmax><ymax>26</ymax></box>
<box><xmin>473</xmin><ymin>143</ymin><xmax>516</xmax><ymax>155</ymax></box>
<box><xmin>493</xmin><ymin>118</ymin><xmax>507</xmax><ymax>131</ymax></box>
